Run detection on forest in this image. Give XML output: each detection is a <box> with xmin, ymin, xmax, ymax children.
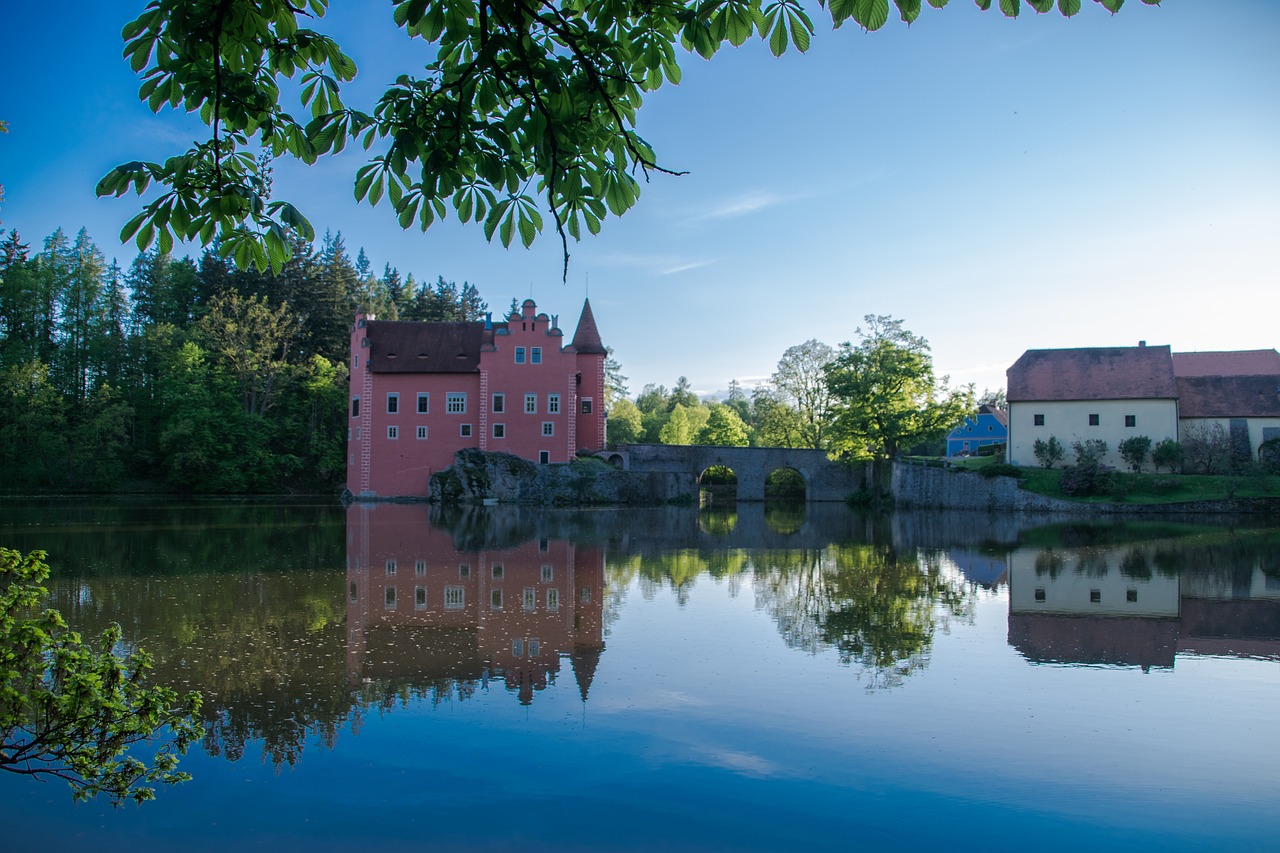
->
<box><xmin>0</xmin><ymin>225</ymin><xmax>485</xmax><ymax>493</ymax></box>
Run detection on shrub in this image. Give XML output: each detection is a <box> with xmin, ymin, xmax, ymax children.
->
<box><xmin>978</xmin><ymin>462</ymin><xmax>1022</xmax><ymax>480</ymax></box>
<box><xmin>1033</xmin><ymin>436</ymin><xmax>1064</xmax><ymax>469</ymax></box>
<box><xmin>1260</xmin><ymin>437</ymin><xmax>1280</xmax><ymax>475</ymax></box>
<box><xmin>1151</xmin><ymin>439</ymin><xmax>1184</xmax><ymax>473</ymax></box>
<box><xmin>1059</xmin><ymin>462</ymin><xmax>1115</xmax><ymax>497</ymax></box>
<box><xmin>977</xmin><ymin>442</ymin><xmax>1006</xmax><ymax>460</ymax></box>
<box><xmin>1182</xmin><ymin>422</ymin><xmax>1231</xmax><ymax>473</ymax></box>
<box><xmin>1118</xmin><ymin>436</ymin><xmax>1152</xmax><ymax>472</ymax></box>
<box><xmin>1149</xmin><ymin>477</ymin><xmax>1180</xmax><ymax>495</ymax></box>
<box><xmin>1072</xmin><ymin>439</ymin><xmax>1109</xmax><ymax>466</ymax></box>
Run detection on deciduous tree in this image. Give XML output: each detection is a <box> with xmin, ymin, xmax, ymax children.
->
<box><xmin>824</xmin><ymin>315</ymin><xmax>973</xmax><ymax>460</ymax></box>
<box><xmin>98</xmin><ymin>0</ymin><xmax>1157</xmax><ymax>274</ymax></box>
<box><xmin>771</xmin><ymin>339</ymin><xmax>835</xmax><ymax>450</ymax></box>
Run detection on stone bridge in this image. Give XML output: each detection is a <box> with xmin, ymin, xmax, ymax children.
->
<box><xmin>596</xmin><ymin>444</ymin><xmax>866</xmax><ymax>502</ymax></box>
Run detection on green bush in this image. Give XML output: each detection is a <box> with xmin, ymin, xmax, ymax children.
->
<box><xmin>978</xmin><ymin>463</ymin><xmax>1022</xmax><ymax>480</ymax></box>
<box><xmin>1149</xmin><ymin>477</ymin><xmax>1180</xmax><ymax>495</ymax></box>
<box><xmin>1059</xmin><ymin>462</ymin><xmax>1115</xmax><ymax>497</ymax></box>
<box><xmin>1152</xmin><ymin>439</ymin><xmax>1184</xmax><ymax>473</ymax></box>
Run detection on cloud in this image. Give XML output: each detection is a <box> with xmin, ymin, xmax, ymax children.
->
<box><xmin>595</xmin><ymin>689</ymin><xmax>711</xmax><ymax>713</ymax></box>
<box><xmin>691</xmin><ymin>191</ymin><xmax>787</xmax><ymax>222</ymax></box>
<box><xmin>658</xmin><ymin>259</ymin><xmax>716</xmax><ymax>275</ymax></box>
<box><xmin>688</xmin><ymin>746</ymin><xmax>780</xmax><ymax>778</ymax></box>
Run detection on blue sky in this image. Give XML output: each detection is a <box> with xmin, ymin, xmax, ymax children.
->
<box><xmin>3</xmin><ymin>1</ymin><xmax>1278</xmax><ymax>399</ymax></box>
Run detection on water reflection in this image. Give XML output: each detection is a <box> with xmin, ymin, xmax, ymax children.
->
<box><xmin>1004</xmin><ymin>523</ymin><xmax>1280</xmax><ymax>670</ymax></box>
<box><xmin>4</xmin><ymin>499</ymin><xmax>1277</xmax><ymax>776</ymax></box>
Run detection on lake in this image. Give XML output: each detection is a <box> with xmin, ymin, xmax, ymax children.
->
<box><xmin>1</xmin><ymin>499</ymin><xmax>1277</xmax><ymax>851</ymax></box>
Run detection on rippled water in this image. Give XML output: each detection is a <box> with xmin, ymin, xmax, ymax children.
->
<box><xmin>1</xmin><ymin>499</ymin><xmax>1277</xmax><ymax>851</ymax></box>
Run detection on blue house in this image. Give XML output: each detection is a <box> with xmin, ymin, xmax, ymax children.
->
<box><xmin>946</xmin><ymin>404</ymin><xmax>1009</xmax><ymax>458</ymax></box>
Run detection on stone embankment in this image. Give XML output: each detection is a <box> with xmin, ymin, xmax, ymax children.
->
<box><xmin>891</xmin><ymin>461</ymin><xmax>1280</xmax><ymax>515</ymax></box>
<box><xmin>429</xmin><ymin>449</ymin><xmax>691</xmax><ymax>505</ymax></box>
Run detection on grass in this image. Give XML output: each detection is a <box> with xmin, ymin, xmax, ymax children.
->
<box><xmin>923</xmin><ymin>455</ymin><xmax>1280</xmax><ymax>504</ymax></box>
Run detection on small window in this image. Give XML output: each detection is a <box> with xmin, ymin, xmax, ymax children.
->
<box><xmin>541</xmin><ymin>564</ymin><xmax>553</xmax><ymax>582</ymax></box>
<box><xmin>492</xmin><ymin>393</ymin><xmax>505</xmax><ymax>413</ymax></box>
<box><xmin>490</xmin><ymin>589</ymin><xmax>503</xmax><ymax>610</ymax></box>
<box><xmin>515</xmin><ymin>347</ymin><xmax>526</xmax><ymax>364</ymax></box>
<box><xmin>444</xmin><ymin>586</ymin><xmax>465</xmax><ymax>609</ymax></box>
<box><xmin>1088</xmin><ymin>414</ymin><xmax>1100</xmax><ymax>426</ymax></box>
<box><xmin>582</xmin><ymin>398</ymin><xmax>593</xmax><ymax>415</ymax></box>
<box><xmin>349</xmin><ymin>582</ymin><xmax>358</xmax><ymax>603</ymax></box>
<box><xmin>412</xmin><ymin>425</ymin><xmax>426</xmax><ymax>441</ymax></box>
<box><xmin>417</xmin><ymin>393</ymin><xmax>430</xmax><ymax>414</ymax></box>
<box><xmin>1125</xmin><ymin>415</ymin><xmax>1136</xmax><ymax>428</ymax></box>
<box><xmin>414</xmin><ymin>586</ymin><xmax>427</xmax><ymax>609</ymax></box>
<box><xmin>492</xmin><ymin>563</ymin><xmax>504</xmax><ymax>580</ymax></box>
<box><xmin>531</xmin><ymin>347</ymin><xmax>542</xmax><ymax>364</ymax></box>
<box><xmin>458</xmin><ymin>563</ymin><xmax>470</xmax><ymax>578</ymax></box>
<box><xmin>1127</xmin><ymin>588</ymin><xmax>1138</xmax><ymax>603</ymax></box>
<box><xmin>352</xmin><ymin>397</ymin><xmax>361</xmax><ymax>417</ymax></box>
<box><xmin>525</xmin><ymin>394</ymin><xmax>537</xmax><ymax>414</ymax></box>
<box><xmin>539</xmin><ymin>451</ymin><xmax>550</xmax><ymax>464</ymax></box>
<box><xmin>1033</xmin><ymin>414</ymin><xmax>1044</xmax><ymax>426</ymax></box>
<box><xmin>384</xmin><ymin>587</ymin><xmax>396</xmax><ymax>608</ymax></box>
<box><xmin>523</xmin><ymin>588</ymin><xmax>536</xmax><ymax>610</ymax></box>
<box><xmin>538</xmin><ymin>538</ymin><xmax>549</xmax><ymax>553</ymax></box>
<box><xmin>387</xmin><ymin>393</ymin><xmax>399</xmax><ymax>414</ymax></box>
<box><xmin>1090</xmin><ymin>589</ymin><xmax>1101</xmax><ymax>604</ymax></box>
<box><xmin>460</xmin><ymin>423</ymin><xmax>472</xmax><ymax>437</ymax></box>
<box><xmin>1034</xmin><ymin>587</ymin><xmax>1046</xmax><ymax>602</ymax></box>
<box><xmin>512</xmin><ymin>638</ymin><xmax>524</xmax><ymax>657</ymax></box>
<box><xmin>542</xmin><ymin>422</ymin><xmax>554</xmax><ymax>436</ymax></box>
<box><xmin>415</xmin><ymin>559</ymin><xmax>426</xmax><ymax>576</ymax></box>
<box><xmin>388</xmin><ymin>425</ymin><xmax>399</xmax><ymax>440</ymax></box>
<box><xmin>548</xmin><ymin>394</ymin><xmax>560</xmax><ymax>414</ymax></box>
<box><xmin>355</xmin><ymin>427</ymin><xmax>361</xmax><ymax>440</ymax></box>
<box><xmin>386</xmin><ymin>560</ymin><xmax>397</xmax><ymax>576</ymax></box>
<box><xmin>579</xmin><ymin>586</ymin><xmax>592</xmax><ymax>603</ymax></box>
<box><xmin>446</xmin><ymin>393</ymin><xmax>466</xmax><ymax>414</ymax></box>
<box><xmin>529</xmin><ymin>638</ymin><xmax>540</xmax><ymax>657</ymax></box>
<box><xmin>493</xmin><ymin>423</ymin><xmax>505</xmax><ymax>438</ymax></box>
<box><xmin>547</xmin><ymin>588</ymin><xmax>560</xmax><ymax>611</ymax></box>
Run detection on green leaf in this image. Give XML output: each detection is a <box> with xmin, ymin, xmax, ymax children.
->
<box><xmin>1027</xmin><ymin>0</ymin><xmax>1052</xmax><ymax>12</ymax></box>
<box><xmin>769</xmin><ymin>16</ymin><xmax>789</xmax><ymax>56</ymax></box>
<box><xmin>854</xmin><ymin>0</ymin><xmax>891</xmax><ymax>30</ymax></box>
<box><xmin>896</xmin><ymin>0</ymin><xmax>923</xmax><ymax>24</ymax></box>
<box><xmin>1057</xmin><ymin>0</ymin><xmax>1081</xmax><ymax>14</ymax></box>
<box><xmin>999</xmin><ymin>0</ymin><xmax>1020</xmax><ymax>16</ymax></box>
<box><xmin>499</xmin><ymin>209</ymin><xmax>515</xmax><ymax>247</ymax></box>
<box><xmin>1099</xmin><ymin>0</ymin><xmax>1123</xmax><ymax>11</ymax></box>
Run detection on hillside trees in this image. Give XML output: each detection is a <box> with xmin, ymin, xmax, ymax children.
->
<box><xmin>771</xmin><ymin>339</ymin><xmax>835</xmax><ymax>450</ymax></box>
<box><xmin>99</xmin><ymin>0</ymin><xmax>1158</xmax><ymax>274</ymax></box>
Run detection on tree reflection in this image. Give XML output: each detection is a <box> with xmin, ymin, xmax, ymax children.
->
<box><xmin>753</xmin><ymin>545</ymin><xmax>973</xmax><ymax>689</ymax></box>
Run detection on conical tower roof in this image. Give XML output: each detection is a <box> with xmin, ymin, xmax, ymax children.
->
<box><xmin>571</xmin><ymin>643</ymin><xmax>604</xmax><ymax>702</ymax></box>
<box><xmin>570</xmin><ymin>298</ymin><xmax>607</xmax><ymax>354</ymax></box>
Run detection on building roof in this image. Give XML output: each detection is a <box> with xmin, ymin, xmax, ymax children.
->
<box><xmin>364</xmin><ymin>319</ymin><xmax>492</xmax><ymax>373</ymax></box>
<box><xmin>979</xmin><ymin>404</ymin><xmax>1009</xmax><ymax>427</ymax></box>
<box><xmin>1006</xmin><ymin>346</ymin><xmax>1177</xmax><ymax>403</ymax></box>
<box><xmin>1175</xmin><ymin>375</ymin><xmax>1280</xmax><ymax>418</ymax></box>
<box><xmin>1172</xmin><ymin>349</ymin><xmax>1280</xmax><ymax>377</ymax></box>
<box><xmin>569</xmin><ymin>299</ymin><xmax>607</xmax><ymax>355</ymax></box>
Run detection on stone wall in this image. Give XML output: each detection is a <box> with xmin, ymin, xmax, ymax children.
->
<box><xmin>427</xmin><ymin>449</ymin><xmax>693</xmax><ymax>505</ymax></box>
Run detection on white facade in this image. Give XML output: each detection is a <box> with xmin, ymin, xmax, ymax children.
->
<box><xmin>1178</xmin><ymin>416</ymin><xmax>1280</xmax><ymax>461</ymax></box>
<box><xmin>1008</xmin><ymin>399</ymin><xmax>1178</xmax><ymax>469</ymax></box>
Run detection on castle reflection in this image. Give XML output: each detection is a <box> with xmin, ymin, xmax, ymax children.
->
<box><xmin>345</xmin><ymin>504</ymin><xmax>605</xmax><ymax>705</ymax></box>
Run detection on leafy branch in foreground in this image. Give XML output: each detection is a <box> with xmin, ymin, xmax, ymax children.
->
<box><xmin>98</xmin><ymin>0</ymin><xmax>1159</xmax><ymax>275</ymax></box>
<box><xmin>0</xmin><ymin>548</ymin><xmax>202</xmax><ymax>804</ymax></box>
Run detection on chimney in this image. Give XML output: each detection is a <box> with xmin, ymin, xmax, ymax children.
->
<box><xmin>1138</xmin><ymin>340</ymin><xmax>1146</xmax><ymax>348</ymax></box>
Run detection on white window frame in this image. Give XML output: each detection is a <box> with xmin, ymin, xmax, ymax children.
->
<box><xmin>384</xmin><ymin>587</ymin><xmax>397</xmax><ymax>609</ymax></box>
<box><xmin>541</xmin><ymin>564</ymin><xmax>553</xmax><ymax>582</ymax></box>
<box><xmin>581</xmin><ymin>398</ymin><xmax>593</xmax><ymax>414</ymax></box>
<box><xmin>446</xmin><ymin>393</ymin><xmax>467</xmax><ymax>414</ymax></box>
<box><xmin>387</xmin><ymin>392</ymin><xmax>399</xmax><ymax>414</ymax></box>
<box><xmin>515</xmin><ymin>347</ymin><xmax>526</xmax><ymax>364</ymax></box>
<box><xmin>444</xmin><ymin>586</ymin><xmax>465</xmax><ymax>609</ymax></box>
<box><xmin>386</xmin><ymin>559</ymin><xmax>397</xmax><ymax>576</ymax></box>
<box><xmin>542</xmin><ymin>421</ymin><xmax>554</xmax><ymax>437</ymax></box>
<box><xmin>416</xmin><ymin>425</ymin><xmax>428</xmax><ymax>440</ymax></box>
<box><xmin>417</xmin><ymin>393</ymin><xmax>430</xmax><ymax>414</ymax></box>
<box><xmin>490</xmin><ymin>589</ymin><xmax>503</xmax><ymax>610</ymax></box>
<box><xmin>388</xmin><ymin>425</ymin><xmax>399</xmax><ymax>439</ymax></box>
<box><xmin>493</xmin><ymin>423</ymin><xmax>506</xmax><ymax>438</ymax></box>
<box><xmin>415</xmin><ymin>559</ymin><xmax>426</xmax><ymax>577</ymax></box>
<box><xmin>460</xmin><ymin>423</ymin><xmax>473</xmax><ymax>437</ymax></box>
<box><xmin>414</xmin><ymin>586</ymin><xmax>428</xmax><ymax>609</ymax></box>
<box><xmin>492</xmin><ymin>393</ymin><xmax>505</xmax><ymax>413</ymax></box>
<box><xmin>524</xmin><ymin>393</ymin><xmax>537</xmax><ymax>414</ymax></box>
<box><xmin>531</xmin><ymin>347</ymin><xmax>542</xmax><ymax>364</ymax></box>
<box><xmin>523</xmin><ymin>588</ymin><xmax>536</xmax><ymax>611</ymax></box>
<box><xmin>547</xmin><ymin>588</ymin><xmax>560</xmax><ymax>611</ymax></box>
<box><xmin>351</xmin><ymin>396</ymin><xmax>360</xmax><ymax>417</ymax></box>
<box><xmin>548</xmin><ymin>393</ymin><xmax>560</xmax><ymax>414</ymax></box>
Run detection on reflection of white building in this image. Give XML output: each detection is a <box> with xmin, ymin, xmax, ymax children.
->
<box><xmin>945</xmin><ymin>549</ymin><xmax>1008</xmax><ymax>589</ymax></box>
<box><xmin>1007</xmin><ymin>544</ymin><xmax>1280</xmax><ymax>670</ymax></box>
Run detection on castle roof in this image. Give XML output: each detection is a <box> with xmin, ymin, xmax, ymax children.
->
<box><xmin>363</xmin><ymin>319</ymin><xmax>491</xmax><ymax>373</ymax></box>
<box><xmin>569</xmin><ymin>299</ymin><xmax>606</xmax><ymax>355</ymax></box>
<box><xmin>1006</xmin><ymin>346</ymin><xmax>1177</xmax><ymax>402</ymax></box>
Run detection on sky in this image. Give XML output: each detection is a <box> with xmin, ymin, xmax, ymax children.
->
<box><xmin>3</xmin><ymin>1</ymin><xmax>1278</xmax><ymax>400</ymax></box>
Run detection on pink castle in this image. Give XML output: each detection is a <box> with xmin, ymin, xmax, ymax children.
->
<box><xmin>347</xmin><ymin>298</ymin><xmax>607</xmax><ymax>499</ymax></box>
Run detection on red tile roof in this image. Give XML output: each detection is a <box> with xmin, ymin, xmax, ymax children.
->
<box><xmin>1172</xmin><ymin>349</ymin><xmax>1280</xmax><ymax>377</ymax></box>
<box><xmin>364</xmin><ymin>320</ymin><xmax>492</xmax><ymax>373</ymax></box>
<box><xmin>1175</xmin><ymin>375</ymin><xmax>1280</xmax><ymax>418</ymax></box>
<box><xmin>1006</xmin><ymin>346</ymin><xmax>1177</xmax><ymax>402</ymax></box>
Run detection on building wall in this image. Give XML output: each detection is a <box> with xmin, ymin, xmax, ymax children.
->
<box><xmin>1008</xmin><ymin>399</ymin><xmax>1178</xmax><ymax>468</ymax></box>
<box><xmin>946</xmin><ymin>412</ymin><xmax>1008</xmax><ymax>458</ymax></box>
<box><xmin>347</xmin><ymin>305</ymin><xmax>607</xmax><ymax>498</ymax></box>
<box><xmin>1178</xmin><ymin>416</ymin><xmax>1280</xmax><ymax>460</ymax></box>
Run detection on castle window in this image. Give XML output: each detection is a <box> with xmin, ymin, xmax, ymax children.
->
<box><xmin>444</xmin><ymin>586</ymin><xmax>465</xmax><ymax>609</ymax></box>
<box><xmin>352</xmin><ymin>397</ymin><xmax>360</xmax><ymax>417</ymax></box>
<box><xmin>541</xmin><ymin>564</ymin><xmax>553</xmax><ymax>582</ymax></box>
<box><xmin>492</xmin><ymin>563</ymin><xmax>504</xmax><ymax>580</ymax></box>
<box><xmin>460</xmin><ymin>423</ymin><xmax>472</xmax><ymax>437</ymax></box>
<box><xmin>384</xmin><ymin>587</ymin><xmax>396</xmax><ymax>609</ymax></box>
<box><xmin>512</xmin><ymin>638</ymin><xmax>524</xmax><ymax>657</ymax></box>
<box><xmin>387</xmin><ymin>393</ymin><xmax>399</xmax><ymax>414</ymax></box>
<box><xmin>492</xmin><ymin>393</ymin><xmax>505</xmax><ymax>413</ymax></box>
<box><xmin>458</xmin><ymin>563</ymin><xmax>470</xmax><ymax>578</ymax></box>
<box><xmin>417</xmin><ymin>393</ymin><xmax>429</xmax><ymax>414</ymax></box>
<box><xmin>490</xmin><ymin>589</ymin><xmax>503</xmax><ymax>610</ymax></box>
<box><xmin>493</xmin><ymin>423</ymin><xmax>506</xmax><ymax>438</ymax></box>
<box><xmin>515</xmin><ymin>347</ymin><xmax>526</xmax><ymax>364</ymax></box>
<box><xmin>548</xmin><ymin>394</ymin><xmax>560</xmax><ymax>414</ymax></box>
<box><xmin>547</xmin><ymin>589</ymin><xmax>560</xmax><ymax>611</ymax></box>
<box><xmin>529</xmin><ymin>638</ymin><xmax>540</xmax><ymax>657</ymax></box>
<box><xmin>539</xmin><ymin>451</ymin><xmax>550</xmax><ymax>464</ymax></box>
<box><xmin>447</xmin><ymin>393</ymin><xmax>466</xmax><ymax>413</ymax></box>
<box><xmin>386</xmin><ymin>559</ymin><xmax>397</xmax><ymax>576</ymax></box>
<box><xmin>531</xmin><ymin>347</ymin><xmax>542</xmax><ymax>364</ymax></box>
<box><xmin>581</xmin><ymin>398</ymin><xmax>593</xmax><ymax>415</ymax></box>
<box><xmin>542</xmin><ymin>422</ymin><xmax>555</xmax><ymax>437</ymax></box>
<box><xmin>523</xmin><ymin>588</ymin><xmax>536</xmax><ymax>610</ymax></box>
<box><xmin>387</xmin><ymin>425</ymin><xmax>399</xmax><ymax>439</ymax></box>
<box><xmin>525</xmin><ymin>394</ymin><xmax>537</xmax><ymax>413</ymax></box>
<box><xmin>416</xmin><ymin>425</ymin><xmax>428</xmax><ymax>440</ymax></box>
<box><xmin>415</xmin><ymin>587</ymin><xmax>427</xmax><ymax>609</ymax></box>
<box><xmin>415</xmin><ymin>560</ymin><xmax>426</xmax><ymax>577</ymax></box>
